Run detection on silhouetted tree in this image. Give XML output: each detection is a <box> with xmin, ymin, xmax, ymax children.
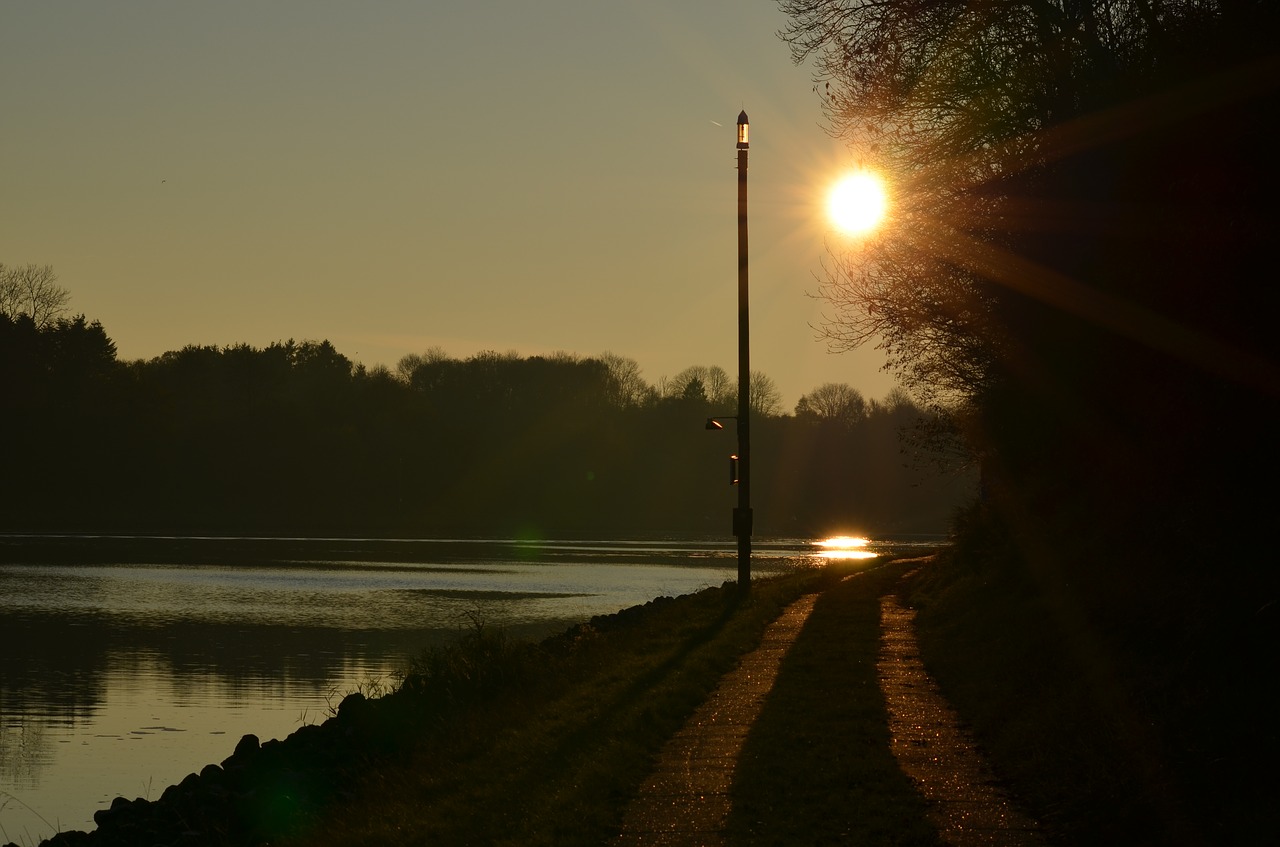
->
<box><xmin>396</xmin><ymin>346</ymin><xmax>451</xmax><ymax>382</ymax></box>
<box><xmin>659</xmin><ymin>365</ymin><xmax>783</xmax><ymax>417</ymax></box>
<box><xmin>783</xmin><ymin>0</ymin><xmax>1278</xmax><ymax>398</ymax></box>
<box><xmin>0</xmin><ymin>263</ymin><xmax>70</xmax><ymax>328</ymax></box>
<box><xmin>778</xmin><ymin>4</ymin><xmax>1280</xmax><ymax>840</ymax></box>
<box><xmin>748</xmin><ymin>371</ymin><xmax>784</xmax><ymax>417</ymax></box>
<box><xmin>795</xmin><ymin>382</ymin><xmax>867</xmax><ymax>425</ymax></box>
<box><xmin>780</xmin><ymin>0</ymin><xmax>1280</xmax><ymax>526</ymax></box>
<box><xmin>662</xmin><ymin>365</ymin><xmax>735</xmax><ymax>409</ymax></box>
<box><xmin>597</xmin><ymin>351</ymin><xmax>656</xmax><ymax>408</ymax></box>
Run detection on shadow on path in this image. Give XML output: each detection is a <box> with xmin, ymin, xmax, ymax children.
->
<box><xmin>617</xmin><ymin>558</ymin><xmax>1049</xmax><ymax>845</ymax></box>
<box><xmin>613</xmin><ymin>592</ymin><xmax>820</xmax><ymax>846</ymax></box>
<box><xmin>728</xmin><ymin>561</ymin><xmax>940</xmax><ymax>845</ymax></box>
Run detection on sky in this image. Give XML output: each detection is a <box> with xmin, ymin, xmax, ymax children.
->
<box><xmin>1</xmin><ymin>0</ymin><xmax>898</xmax><ymax>408</ymax></box>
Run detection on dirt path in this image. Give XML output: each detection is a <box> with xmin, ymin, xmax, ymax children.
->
<box><xmin>613</xmin><ymin>592</ymin><xmax>820</xmax><ymax>846</ymax></box>
<box><xmin>879</xmin><ymin>589</ymin><xmax>1045</xmax><ymax>846</ymax></box>
<box><xmin>615</xmin><ymin>562</ymin><xmax>1047</xmax><ymax>846</ymax></box>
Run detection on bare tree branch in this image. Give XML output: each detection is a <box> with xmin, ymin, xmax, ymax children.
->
<box><xmin>0</xmin><ymin>263</ymin><xmax>71</xmax><ymax>328</ymax></box>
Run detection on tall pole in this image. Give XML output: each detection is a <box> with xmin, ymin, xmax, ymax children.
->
<box><xmin>735</xmin><ymin>111</ymin><xmax>752</xmax><ymax>591</ymax></box>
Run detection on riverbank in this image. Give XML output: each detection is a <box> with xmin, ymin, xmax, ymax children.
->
<box><xmin>17</xmin><ymin>541</ymin><xmax>1271</xmax><ymax>846</ymax></box>
<box><xmin>9</xmin><ymin>534</ymin><xmax>920</xmax><ymax>841</ymax></box>
<box><xmin>18</xmin><ymin>565</ymin><xmax>834</xmax><ymax>847</ymax></box>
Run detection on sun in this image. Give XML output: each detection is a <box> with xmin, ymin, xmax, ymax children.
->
<box><xmin>827</xmin><ymin>171</ymin><xmax>888</xmax><ymax>235</ymax></box>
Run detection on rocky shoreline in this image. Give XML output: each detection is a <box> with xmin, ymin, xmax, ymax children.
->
<box><xmin>13</xmin><ymin>596</ymin><xmax>680</xmax><ymax>847</ymax></box>
<box><xmin>17</xmin><ymin>690</ymin><xmax>388</xmax><ymax>847</ymax></box>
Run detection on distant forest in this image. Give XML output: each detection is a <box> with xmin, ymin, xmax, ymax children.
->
<box><xmin>0</xmin><ymin>308</ymin><xmax>973</xmax><ymax>538</ymax></box>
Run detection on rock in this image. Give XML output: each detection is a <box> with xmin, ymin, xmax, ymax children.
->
<box><xmin>336</xmin><ymin>691</ymin><xmax>369</xmax><ymax>720</ymax></box>
<box><xmin>198</xmin><ymin>763</ymin><xmax>226</xmax><ymax>786</ymax></box>
<box><xmin>222</xmin><ymin>733</ymin><xmax>260</xmax><ymax>769</ymax></box>
<box><xmin>92</xmin><ymin>795</ymin><xmax>132</xmax><ymax>826</ymax></box>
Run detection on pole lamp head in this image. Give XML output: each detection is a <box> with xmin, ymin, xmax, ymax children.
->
<box><xmin>736</xmin><ymin>111</ymin><xmax>749</xmax><ymax>149</ymax></box>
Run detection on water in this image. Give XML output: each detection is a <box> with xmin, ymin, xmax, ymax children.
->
<box><xmin>0</xmin><ymin>534</ymin><xmax>933</xmax><ymax>844</ymax></box>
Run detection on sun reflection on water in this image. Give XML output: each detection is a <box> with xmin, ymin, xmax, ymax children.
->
<box><xmin>813</xmin><ymin>536</ymin><xmax>879</xmax><ymax>560</ymax></box>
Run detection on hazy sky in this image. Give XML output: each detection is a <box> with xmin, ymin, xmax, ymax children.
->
<box><xmin>2</xmin><ymin>0</ymin><xmax>897</xmax><ymax>407</ymax></box>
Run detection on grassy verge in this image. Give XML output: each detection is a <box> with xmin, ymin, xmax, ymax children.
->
<box><xmin>279</xmin><ymin>569</ymin><xmax>829</xmax><ymax>847</ymax></box>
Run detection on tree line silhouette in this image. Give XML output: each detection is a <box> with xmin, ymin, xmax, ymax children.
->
<box><xmin>0</xmin><ymin>309</ymin><xmax>971</xmax><ymax>538</ymax></box>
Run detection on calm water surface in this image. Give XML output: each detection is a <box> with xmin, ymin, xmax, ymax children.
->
<box><xmin>0</xmin><ymin>534</ymin><xmax>927</xmax><ymax>843</ymax></box>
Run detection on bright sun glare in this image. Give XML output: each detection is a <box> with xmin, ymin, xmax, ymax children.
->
<box><xmin>814</xmin><ymin>535</ymin><xmax>878</xmax><ymax>560</ymax></box>
<box><xmin>827</xmin><ymin>172</ymin><xmax>888</xmax><ymax>235</ymax></box>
